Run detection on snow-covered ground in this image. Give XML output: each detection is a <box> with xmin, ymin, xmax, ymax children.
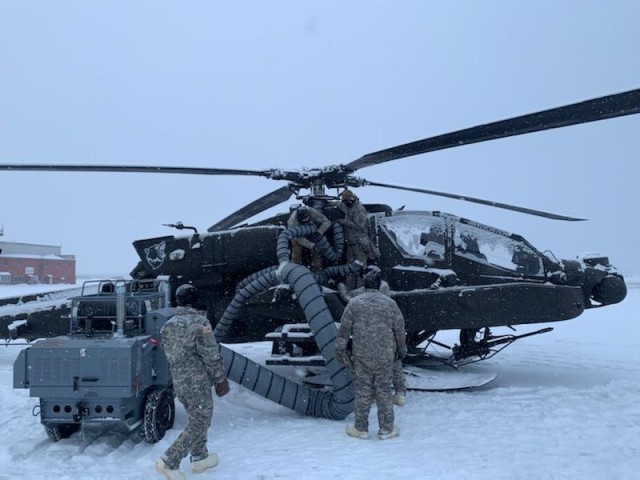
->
<box><xmin>0</xmin><ymin>282</ymin><xmax>85</xmax><ymax>299</ymax></box>
<box><xmin>1</xmin><ymin>278</ymin><xmax>639</xmax><ymax>479</ymax></box>
<box><xmin>0</xmin><ymin>277</ymin><xmax>117</xmax><ymax>302</ymax></box>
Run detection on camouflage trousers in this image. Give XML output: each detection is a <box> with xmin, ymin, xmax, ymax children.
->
<box><xmin>344</xmin><ymin>243</ymin><xmax>367</xmax><ymax>290</ymax></box>
<box><xmin>393</xmin><ymin>357</ymin><xmax>406</xmax><ymax>395</ymax></box>
<box><xmin>291</xmin><ymin>242</ymin><xmax>324</xmax><ymax>272</ymax></box>
<box><xmin>163</xmin><ymin>385</ymin><xmax>214</xmax><ymax>469</ymax></box>
<box><xmin>352</xmin><ymin>356</ymin><xmax>394</xmax><ymax>433</ymax></box>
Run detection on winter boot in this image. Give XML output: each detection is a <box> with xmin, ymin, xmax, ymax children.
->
<box><xmin>394</xmin><ymin>393</ymin><xmax>406</xmax><ymax>406</ymax></box>
<box><xmin>191</xmin><ymin>452</ymin><xmax>219</xmax><ymax>473</ymax></box>
<box><xmin>378</xmin><ymin>426</ymin><xmax>400</xmax><ymax>440</ymax></box>
<box><xmin>155</xmin><ymin>458</ymin><xmax>186</xmax><ymax>480</ymax></box>
<box><xmin>346</xmin><ymin>424</ymin><xmax>369</xmax><ymax>440</ymax></box>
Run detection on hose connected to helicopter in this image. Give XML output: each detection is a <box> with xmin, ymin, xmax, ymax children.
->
<box><xmin>275</xmin><ymin>223</ymin><xmax>345</xmax><ymax>264</ymax></box>
<box><xmin>213</xmin><ymin>226</ymin><xmax>360</xmax><ymax>419</ymax></box>
<box><xmin>234</xmin><ymin>223</ymin><xmax>345</xmax><ymax>292</ymax></box>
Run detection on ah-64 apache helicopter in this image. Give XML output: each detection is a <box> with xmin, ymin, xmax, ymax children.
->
<box><xmin>2</xmin><ymin>87</ymin><xmax>638</xmax><ymax>426</ymax></box>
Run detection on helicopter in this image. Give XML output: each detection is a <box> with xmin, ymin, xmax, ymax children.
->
<box><xmin>2</xmin><ymin>87</ymin><xmax>638</xmax><ymax>420</ymax></box>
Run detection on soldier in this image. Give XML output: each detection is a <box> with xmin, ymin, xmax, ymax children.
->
<box><xmin>458</xmin><ymin>231</ymin><xmax>486</xmax><ymax>260</ymax></box>
<box><xmin>335</xmin><ymin>268</ymin><xmax>407</xmax><ymax>440</ymax></box>
<box><xmin>512</xmin><ymin>244</ymin><xmax>540</xmax><ymax>275</ymax></box>
<box><xmin>287</xmin><ymin>205</ymin><xmax>331</xmax><ymax>272</ymax></box>
<box><xmin>155</xmin><ymin>284</ymin><xmax>230</xmax><ymax>480</ymax></box>
<box><xmin>337</xmin><ymin>266</ymin><xmax>407</xmax><ymax>406</ymax></box>
<box><xmin>337</xmin><ymin>189</ymin><xmax>380</xmax><ymax>289</ymax></box>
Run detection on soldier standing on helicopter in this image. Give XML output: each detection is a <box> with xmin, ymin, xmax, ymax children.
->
<box><xmin>337</xmin><ymin>189</ymin><xmax>380</xmax><ymax>289</ymax></box>
<box><xmin>335</xmin><ymin>268</ymin><xmax>407</xmax><ymax>440</ymax></box>
<box><xmin>287</xmin><ymin>205</ymin><xmax>331</xmax><ymax>272</ymax></box>
<box><xmin>155</xmin><ymin>284</ymin><xmax>230</xmax><ymax>480</ymax></box>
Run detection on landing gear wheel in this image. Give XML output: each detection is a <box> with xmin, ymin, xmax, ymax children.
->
<box><xmin>459</xmin><ymin>328</ymin><xmax>479</xmax><ymax>346</ymax></box>
<box><xmin>143</xmin><ymin>385</ymin><xmax>175</xmax><ymax>443</ymax></box>
<box><xmin>454</xmin><ymin>328</ymin><xmax>490</xmax><ymax>361</ymax></box>
<box><xmin>43</xmin><ymin>423</ymin><xmax>80</xmax><ymax>442</ymax></box>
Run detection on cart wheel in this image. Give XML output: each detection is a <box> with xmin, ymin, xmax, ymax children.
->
<box><xmin>43</xmin><ymin>423</ymin><xmax>80</xmax><ymax>442</ymax></box>
<box><xmin>143</xmin><ymin>386</ymin><xmax>175</xmax><ymax>443</ymax></box>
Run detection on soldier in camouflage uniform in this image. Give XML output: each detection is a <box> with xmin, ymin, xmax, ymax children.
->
<box><xmin>335</xmin><ymin>268</ymin><xmax>407</xmax><ymax>440</ymax></box>
<box><xmin>337</xmin><ymin>190</ymin><xmax>380</xmax><ymax>289</ymax></box>
<box><xmin>338</xmin><ymin>266</ymin><xmax>407</xmax><ymax>406</ymax></box>
<box><xmin>287</xmin><ymin>205</ymin><xmax>331</xmax><ymax>272</ymax></box>
<box><xmin>155</xmin><ymin>284</ymin><xmax>230</xmax><ymax>480</ymax></box>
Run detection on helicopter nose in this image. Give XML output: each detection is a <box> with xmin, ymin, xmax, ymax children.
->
<box><xmin>591</xmin><ymin>275</ymin><xmax>627</xmax><ymax>305</ymax></box>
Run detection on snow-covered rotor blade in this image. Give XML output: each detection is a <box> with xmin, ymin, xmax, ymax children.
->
<box><xmin>346</xmin><ymin>87</ymin><xmax>640</xmax><ymax>171</ymax></box>
<box><xmin>364</xmin><ymin>180</ymin><xmax>586</xmax><ymax>221</ymax></box>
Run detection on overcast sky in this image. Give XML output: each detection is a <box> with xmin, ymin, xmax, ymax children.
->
<box><xmin>1</xmin><ymin>1</ymin><xmax>639</xmax><ymax>276</ymax></box>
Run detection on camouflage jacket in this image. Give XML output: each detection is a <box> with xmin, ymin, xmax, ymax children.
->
<box><xmin>336</xmin><ymin>290</ymin><xmax>407</xmax><ymax>361</ymax></box>
<box><xmin>160</xmin><ymin>306</ymin><xmax>226</xmax><ymax>387</ymax></box>
<box><xmin>287</xmin><ymin>205</ymin><xmax>331</xmax><ymax>249</ymax></box>
<box><xmin>337</xmin><ymin>200</ymin><xmax>369</xmax><ymax>244</ymax></box>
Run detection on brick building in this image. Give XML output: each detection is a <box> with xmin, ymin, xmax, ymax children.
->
<box><xmin>0</xmin><ymin>240</ymin><xmax>76</xmax><ymax>284</ymax></box>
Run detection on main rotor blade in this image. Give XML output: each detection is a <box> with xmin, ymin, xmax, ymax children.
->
<box><xmin>347</xmin><ymin>88</ymin><xmax>640</xmax><ymax>171</ymax></box>
<box><xmin>0</xmin><ymin>164</ymin><xmax>272</xmax><ymax>177</ymax></box>
<box><xmin>366</xmin><ymin>180</ymin><xmax>586</xmax><ymax>221</ymax></box>
<box><xmin>207</xmin><ymin>186</ymin><xmax>294</xmax><ymax>232</ymax></box>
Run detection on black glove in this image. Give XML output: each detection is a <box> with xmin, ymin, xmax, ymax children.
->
<box><xmin>308</xmin><ymin>231</ymin><xmax>323</xmax><ymax>243</ymax></box>
<box><xmin>215</xmin><ymin>378</ymin><xmax>230</xmax><ymax>397</ymax></box>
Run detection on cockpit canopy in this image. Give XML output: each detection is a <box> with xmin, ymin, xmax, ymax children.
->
<box><xmin>378</xmin><ymin>211</ymin><xmax>544</xmax><ymax>277</ymax></box>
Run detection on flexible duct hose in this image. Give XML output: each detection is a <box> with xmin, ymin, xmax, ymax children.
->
<box><xmin>235</xmin><ymin>261</ymin><xmax>362</xmax><ymax>294</ymax></box>
<box><xmin>317</xmin><ymin>222</ymin><xmax>344</xmax><ymax>263</ymax></box>
<box><xmin>276</xmin><ymin>224</ymin><xmax>345</xmax><ymax>264</ymax></box>
<box><xmin>214</xmin><ymin>262</ymin><xmax>355</xmax><ymax>419</ymax></box>
<box><xmin>332</xmin><ymin>222</ymin><xmax>345</xmax><ymax>259</ymax></box>
<box><xmin>235</xmin><ymin>265</ymin><xmax>278</xmax><ymax>292</ymax></box>
<box><xmin>215</xmin><ymin>269</ymin><xmax>281</xmax><ymax>342</ymax></box>
<box><xmin>313</xmin><ymin>262</ymin><xmax>363</xmax><ymax>286</ymax></box>
<box><xmin>276</xmin><ymin>225</ymin><xmax>316</xmax><ymax>263</ymax></box>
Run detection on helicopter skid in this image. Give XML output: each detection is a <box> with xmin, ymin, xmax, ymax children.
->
<box><xmin>404</xmin><ymin>366</ymin><xmax>496</xmax><ymax>392</ymax></box>
<box><xmin>266</xmin><ymin>355</ymin><xmax>325</xmax><ymax>367</ymax></box>
<box><xmin>295</xmin><ymin>364</ymin><xmax>496</xmax><ymax>392</ymax></box>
